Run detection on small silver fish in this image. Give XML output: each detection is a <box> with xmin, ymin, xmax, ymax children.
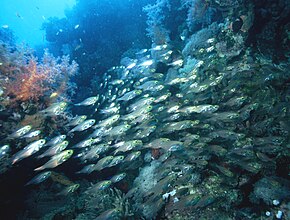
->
<box><xmin>77</xmin><ymin>164</ymin><xmax>96</xmax><ymax>174</ymax></box>
<box><xmin>75</xmin><ymin>96</ymin><xmax>99</xmax><ymax>106</ymax></box>
<box><xmin>94</xmin><ymin>114</ymin><xmax>120</xmax><ymax>128</ymax></box>
<box><xmin>57</xmin><ymin>184</ymin><xmax>80</xmax><ymax>196</ymax></box>
<box><xmin>124</xmin><ymin>151</ymin><xmax>141</xmax><ymax>162</ymax></box>
<box><xmin>0</xmin><ymin>145</ymin><xmax>10</xmax><ymax>158</ymax></box>
<box><xmin>103</xmin><ymin>124</ymin><xmax>131</xmax><ymax>137</ymax></box>
<box><xmin>94</xmin><ymin>156</ymin><xmax>114</xmax><ymax>171</ymax></box>
<box><xmin>41</xmin><ymin>102</ymin><xmax>67</xmax><ymax>116</ymax></box>
<box><xmin>34</xmin><ymin>150</ymin><xmax>73</xmax><ymax>171</ymax></box>
<box><xmin>100</xmin><ymin>106</ymin><xmax>120</xmax><ymax>115</ymax></box>
<box><xmin>110</xmin><ymin>173</ymin><xmax>126</xmax><ymax>183</ymax></box>
<box><xmin>25</xmin><ymin>171</ymin><xmax>51</xmax><ymax>186</ymax></box>
<box><xmin>150</xmin><ymin>44</ymin><xmax>168</xmax><ymax>51</ymax></box>
<box><xmin>86</xmin><ymin>180</ymin><xmax>112</xmax><ymax>193</ymax></box>
<box><xmin>45</xmin><ymin>135</ymin><xmax>66</xmax><ymax>147</ymax></box>
<box><xmin>168</xmin><ymin>59</ymin><xmax>183</xmax><ymax>67</ymax></box>
<box><xmin>72</xmin><ymin>138</ymin><xmax>97</xmax><ymax>148</ymax></box>
<box><xmin>66</xmin><ymin>115</ymin><xmax>87</xmax><ymax>127</ymax></box>
<box><xmin>21</xmin><ymin>130</ymin><xmax>41</xmax><ymax>138</ymax></box>
<box><xmin>8</xmin><ymin>125</ymin><xmax>32</xmax><ymax>139</ymax></box>
<box><xmin>117</xmin><ymin>90</ymin><xmax>142</xmax><ymax>101</ymax></box>
<box><xmin>68</xmin><ymin>119</ymin><xmax>96</xmax><ymax>133</ymax></box>
<box><xmin>136</xmin><ymin>49</ymin><xmax>148</xmax><ymax>55</ymax></box>
<box><xmin>108</xmin><ymin>155</ymin><xmax>125</xmax><ymax>167</ymax></box>
<box><xmin>11</xmin><ymin>139</ymin><xmax>46</xmax><ymax>164</ymax></box>
<box><xmin>38</xmin><ymin>140</ymin><xmax>69</xmax><ymax>158</ymax></box>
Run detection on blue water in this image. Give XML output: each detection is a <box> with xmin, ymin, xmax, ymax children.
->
<box><xmin>0</xmin><ymin>0</ymin><xmax>76</xmax><ymax>47</ymax></box>
<box><xmin>0</xmin><ymin>0</ymin><xmax>289</xmax><ymax>219</ymax></box>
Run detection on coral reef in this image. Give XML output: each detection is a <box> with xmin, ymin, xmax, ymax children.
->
<box><xmin>0</xmin><ymin>0</ymin><xmax>289</xmax><ymax>220</ymax></box>
<box><xmin>182</xmin><ymin>22</ymin><xmax>220</xmax><ymax>57</ymax></box>
<box><xmin>74</xmin><ymin>187</ymin><xmax>135</xmax><ymax>219</ymax></box>
<box><xmin>0</xmin><ymin>45</ymin><xmax>78</xmax><ymax>107</ymax></box>
<box><xmin>143</xmin><ymin>0</ymin><xmax>171</xmax><ymax>44</ymax></box>
<box><xmin>0</xmin><ymin>42</ymin><xmax>78</xmax><ymax>173</ymax></box>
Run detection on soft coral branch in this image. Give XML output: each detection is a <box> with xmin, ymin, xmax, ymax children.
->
<box><xmin>0</xmin><ymin>42</ymin><xmax>78</xmax><ymax>108</ymax></box>
<box><xmin>6</xmin><ymin>58</ymin><xmax>48</xmax><ymax>102</ymax></box>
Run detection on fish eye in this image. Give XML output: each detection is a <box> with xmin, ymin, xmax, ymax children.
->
<box><xmin>2</xmin><ymin>145</ymin><xmax>9</xmax><ymax>150</ymax></box>
<box><xmin>273</xmin><ymin>138</ymin><xmax>280</xmax><ymax>143</ymax></box>
<box><xmin>19</xmin><ymin>130</ymin><xmax>26</xmax><ymax>135</ymax></box>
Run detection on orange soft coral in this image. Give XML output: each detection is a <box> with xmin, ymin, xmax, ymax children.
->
<box><xmin>6</xmin><ymin>58</ymin><xmax>49</xmax><ymax>102</ymax></box>
<box><xmin>0</xmin><ymin>44</ymin><xmax>78</xmax><ymax>108</ymax></box>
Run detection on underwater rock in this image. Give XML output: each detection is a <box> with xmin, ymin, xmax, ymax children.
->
<box><xmin>251</xmin><ymin>177</ymin><xmax>290</xmax><ymax>205</ymax></box>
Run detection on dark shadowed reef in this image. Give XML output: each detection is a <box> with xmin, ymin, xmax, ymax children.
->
<box><xmin>0</xmin><ymin>0</ymin><xmax>289</xmax><ymax>219</ymax></box>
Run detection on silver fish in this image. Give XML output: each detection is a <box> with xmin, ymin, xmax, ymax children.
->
<box><xmin>68</xmin><ymin>119</ymin><xmax>96</xmax><ymax>133</ymax></box>
<box><xmin>66</xmin><ymin>115</ymin><xmax>87</xmax><ymax>127</ymax></box>
<box><xmin>45</xmin><ymin>135</ymin><xmax>66</xmax><ymax>147</ymax></box>
<box><xmin>21</xmin><ymin>130</ymin><xmax>41</xmax><ymax>138</ymax></box>
<box><xmin>11</xmin><ymin>139</ymin><xmax>46</xmax><ymax>164</ymax></box>
<box><xmin>41</xmin><ymin>102</ymin><xmax>67</xmax><ymax>116</ymax></box>
<box><xmin>8</xmin><ymin>125</ymin><xmax>32</xmax><ymax>139</ymax></box>
<box><xmin>38</xmin><ymin>140</ymin><xmax>69</xmax><ymax>158</ymax></box>
<box><xmin>0</xmin><ymin>145</ymin><xmax>10</xmax><ymax>158</ymax></box>
<box><xmin>75</xmin><ymin>96</ymin><xmax>99</xmax><ymax>106</ymax></box>
<box><xmin>25</xmin><ymin>171</ymin><xmax>51</xmax><ymax>186</ymax></box>
<box><xmin>34</xmin><ymin>150</ymin><xmax>73</xmax><ymax>171</ymax></box>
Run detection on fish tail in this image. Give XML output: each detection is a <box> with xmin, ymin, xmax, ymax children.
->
<box><xmin>11</xmin><ymin>159</ymin><xmax>17</xmax><ymax>165</ymax></box>
<box><xmin>37</xmin><ymin>154</ymin><xmax>44</xmax><ymax>159</ymax></box>
<box><xmin>25</xmin><ymin>181</ymin><xmax>32</xmax><ymax>186</ymax></box>
<box><xmin>34</xmin><ymin>166</ymin><xmax>44</xmax><ymax>171</ymax></box>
